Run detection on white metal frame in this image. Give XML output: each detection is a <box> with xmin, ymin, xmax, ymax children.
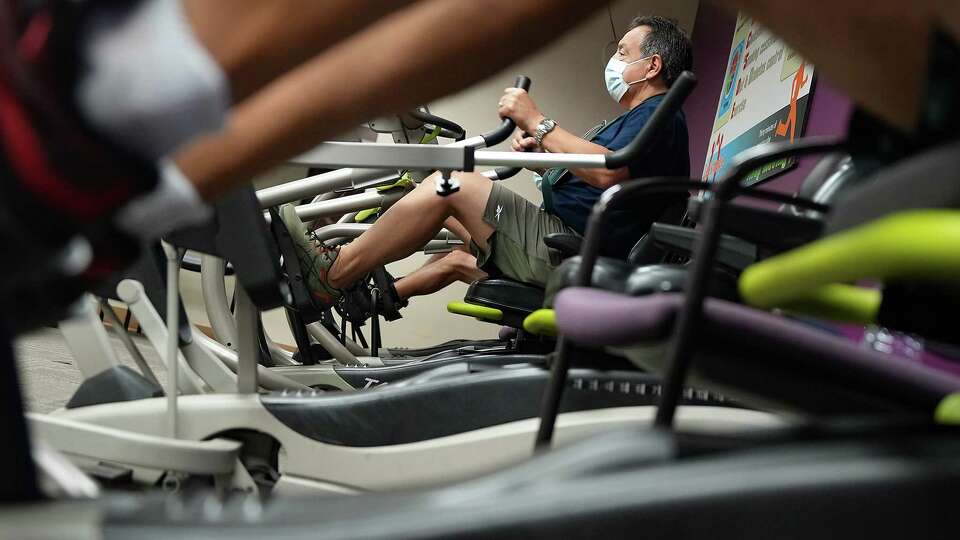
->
<box><xmin>35</xmin><ymin>90</ymin><xmax>770</xmax><ymax>496</ymax></box>
<box><xmin>49</xmin><ymin>394</ymin><xmax>781</xmax><ymax>494</ymax></box>
<box><xmin>42</xmin><ymin>270</ymin><xmax>784</xmax><ymax>495</ymax></box>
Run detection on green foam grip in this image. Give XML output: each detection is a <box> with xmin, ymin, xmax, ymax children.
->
<box><xmin>935</xmin><ymin>393</ymin><xmax>960</xmax><ymax>425</ymax></box>
<box><xmin>420</xmin><ymin>125</ymin><xmax>441</xmax><ymax>145</ymax></box>
<box><xmin>777</xmin><ymin>284</ymin><xmax>882</xmax><ymax>324</ymax></box>
<box><xmin>523</xmin><ymin>309</ymin><xmax>557</xmax><ymax>336</ymax></box>
<box><xmin>740</xmin><ymin>210</ymin><xmax>960</xmax><ymax>317</ymax></box>
<box><xmin>376</xmin><ymin>174</ymin><xmax>416</xmax><ymax>193</ymax></box>
<box><xmin>447</xmin><ymin>301</ymin><xmax>503</xmax><ymax>321</ymax></box>
<box><xmin>354</xmin><ymin>207</ymin><xmax>381</xmax><ymax>223</ymax></box>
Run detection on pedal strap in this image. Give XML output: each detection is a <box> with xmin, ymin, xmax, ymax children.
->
<box><xmin>372</xmin><ymin>267</ymin><xmax>406</xmax><ymax>321</ymax></box>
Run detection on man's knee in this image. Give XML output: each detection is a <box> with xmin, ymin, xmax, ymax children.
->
<box><xmin>418</xmin><ymin>171</ymin><xmax>495</xmax><ymax>247</ymax></box>
<box><xmin>421</xmin><ymin>171</ymin><xmax>491</xmax><ymax>199</ymax></box>
<box><xmin>455</xmin><ymin>171</ymin><xmax>494</xmax><ymax>197</ymax></box>
<box><xmin>411</xmin><ymin>173</ymin><xmax>459</xmax><ymax>210</ymax></box>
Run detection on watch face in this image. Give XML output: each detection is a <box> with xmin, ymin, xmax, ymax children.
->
<box><xmin>536</xmin><ymin>118</ymin><xmax>555</xmax><ymax>144</ymax></box>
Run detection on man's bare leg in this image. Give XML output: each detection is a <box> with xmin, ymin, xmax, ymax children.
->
<box><xmin>412</xmin><ymin>216</ymin><xmax>473</xmax><ymax>258</ymax></box>
<box><xmin>393</xmin><ymin>216</ymin><xmax>481</xmax><ymax>299</ymax></box>
<box><xmin>441</xmin><ymin>216</ymin><xmax>473</xmax><ymax>250</ymax></box>
<box><xmin>175</xmin><ymin>0</ymin><xmax>603</xmax><ymax>201</ymax></box>
<box><xmin>327</xmin><ymin>172</ymin><xmax>495</xmax><ymax>290</ymax></box>
<box><xmin>394</xmin><ymin>250</ymin><xmax>488</xmax><ymax>299</ymax></box>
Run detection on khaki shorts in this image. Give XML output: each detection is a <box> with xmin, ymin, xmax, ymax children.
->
<box><xmin>470</xmin><ymin>182</ymin><xmax>578</xmax><ymax>287</ymax></box>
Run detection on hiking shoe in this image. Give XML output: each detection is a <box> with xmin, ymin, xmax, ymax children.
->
<box><xmin>279</xmin><ymin>204</ymin><xmax>342</xmax><ymax>307</ymax></box>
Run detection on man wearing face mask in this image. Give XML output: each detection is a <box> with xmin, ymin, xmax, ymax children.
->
<box><xmin>282</xmin><ymin>14</ymin><xmax>692</xmax><ymax>305</ymax></box>
<box><xmin>504</xmin><ymin>14</ymin><xmax>693</xmax><ymax>263</ymax></box>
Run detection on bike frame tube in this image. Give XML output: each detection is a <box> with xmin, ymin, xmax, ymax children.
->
<box><xmin>295</xmin><ymin>189</ymin><xmax>407</xmax><ymax>222</ymax></box>
<box><xmin>257</xmin><ymin>168</ymin><xmax>396</xmax><ymax>208</ymax></box>
<box><xmin>473</xmin><ymin>151</ymin><xmax>607</xmax><ymax>169</ymax></box>
<box><xmin>200</xmin><ymin>254</ymin><xmax>238</xmax><ymax>350</ymax></box>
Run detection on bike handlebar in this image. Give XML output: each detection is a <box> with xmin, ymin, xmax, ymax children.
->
<box><xmin>481</xmin><ymin>76</ymin><xmax>532</xmax><ymax>147</ymax></box>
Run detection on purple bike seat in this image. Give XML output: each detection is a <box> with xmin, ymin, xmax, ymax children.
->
<box><xmin>554</xmin><ymin>288</ymin><xmax>960</xmax><ymax>411</ymax></box>
<box><xmin>555</xmin><ymin>289</ymin><xmax>679</xmax><ymax>346</ymax></box>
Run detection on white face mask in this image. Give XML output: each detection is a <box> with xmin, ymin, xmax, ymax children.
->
<box><xmin>605</xmin><ymin>55</ymin><xmax>652</xmax><ymax>103</ymax></box>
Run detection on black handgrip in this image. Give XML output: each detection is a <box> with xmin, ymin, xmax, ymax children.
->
<box><xmin>436</xmin><ymin>127</ymin><xmax>464</xmax><ymax>141</ymax></box>
<box><xmin>605</xmin><ymin>71</ymin><xmax>697</xmax><ymax>169</ymax></box>
<box><xmin>408</xmin><ymin>109</ymin><xmax>466</xmax><ymax>141</ymax></box>
<box><xmin>514</xmin><ymin>76</ymin><xmax>532</xmax><ymax>91</ymax></box>
<box><xmin>491</xmin><ymin>167</ymin><xmax>521</xmax><ymax>180</ymax></box>
<box><xmin>481</xmin><ymin>76</ymin><xmax>532</xmax><ymax>147</ymax></box>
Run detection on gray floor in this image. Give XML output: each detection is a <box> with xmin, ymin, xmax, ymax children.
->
<box><xmin>15</xmin><ymin>327</ymin><xmax>166</xmax><ymax>414</ymax></box>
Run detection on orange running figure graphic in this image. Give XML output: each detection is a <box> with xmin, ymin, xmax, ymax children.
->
<box><xmin>704</xmin><ymin>132</ymin><xmax>725</xmax><ymax>181</ymax></box>
<box><xmin>709</xmin><ymin>133</ymin><xmax>725</xmax><ymax>181</ymax></box>
<box><xmin>775</xmin><ymin>61</ymin><xmax>808</xmax><ymax>142</ymax></box>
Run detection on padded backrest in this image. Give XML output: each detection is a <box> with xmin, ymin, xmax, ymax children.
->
<box><xmin>810</xmin><ymin>155</ymin><xmax>862</xmax><ymax>205</ymax></box>
<box><xmin>626</xmin><ymin>234</ymin><xmax>659</xmax><ymax>265</ymax></box>
<box><xmin>826</xmin><ymin>139</ymin><xmax>960</xmax><ymax>234</ymax></box>
<box><xmin>782</xmin><ymin>155</ymin><xmax>863</xmax><ymax>217</ymax></box>
<box><xmin>687</xmin><ymin>153</ymin><xmax>859</xmax><ymax>223</ymax></box>
<box><xmin>627</xmin><ymin>197</ymin><xmax>690</xmax><ymax>265</ymax></box>
<box><xmin>796</xmin><ymin>153</ymin><xmax>849</xmax><ymax>199</ymax></box>
<box><xmin>655</xmin><ymin>196</ymin><xmax>689</xmax><ymax>226</ymax></box>
<box><xmin>675</xmin><ymin>154</ymin><xmax>860</xmax><ymax>253</ymax></box>
<box><xmin>780</xmin><ymin>151</ymin><xmax>868</xmax><ymax>231</ymax></box>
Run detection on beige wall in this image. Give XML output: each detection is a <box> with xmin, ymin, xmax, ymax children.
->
<box><xmin>180</xmin><ymin>0</ymin><xmax>699</xmax><ymax>349</ymax></box>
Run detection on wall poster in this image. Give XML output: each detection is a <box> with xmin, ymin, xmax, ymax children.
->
<box><xmin>702</xmin><ymin>12</ymin><xmax>816</xmax><ymax>186</ymax></box>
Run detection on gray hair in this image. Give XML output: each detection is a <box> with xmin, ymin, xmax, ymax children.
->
<box><xmin>627</xmin><ymin>15</ymin><xmax>693</xmax><ymax>87</ymax></box>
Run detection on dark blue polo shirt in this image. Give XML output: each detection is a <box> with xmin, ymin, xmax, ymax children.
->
<box><xmin>550</xmin><ymin>94</ymin><xmax>690</xmax><ymax>257</ymax></box>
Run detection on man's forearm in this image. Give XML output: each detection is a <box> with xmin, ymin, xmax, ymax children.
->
<box><xmin>177</xmin><ymin>0</ymin><xmax>604</xmax><ymax>201</ymax></box>
<box><xmin>183</xmin><ymin>0</ymin><xmax>417</xmax><ymax>101</ymax></box>
<box><xmin>539</xmin><ymin>126</ymin><xmax>626</xmax><ymax>189</ymax></box>
<box><xmin>540</xmin><ymin>126</ymin><xmax>610</xmax><ymax>156</ymax></box>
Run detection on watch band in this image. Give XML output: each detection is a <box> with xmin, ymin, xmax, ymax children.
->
<box><xmin>534</xmin><ymin>118</ymin><xmax>557</xmax><ymax>147</ymax></box>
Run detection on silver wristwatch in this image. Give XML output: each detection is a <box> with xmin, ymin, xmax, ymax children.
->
<box><xmin>533</xmin><ymin>117</ymin><xmax>558</xmax><ymax>147</ymax></box>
